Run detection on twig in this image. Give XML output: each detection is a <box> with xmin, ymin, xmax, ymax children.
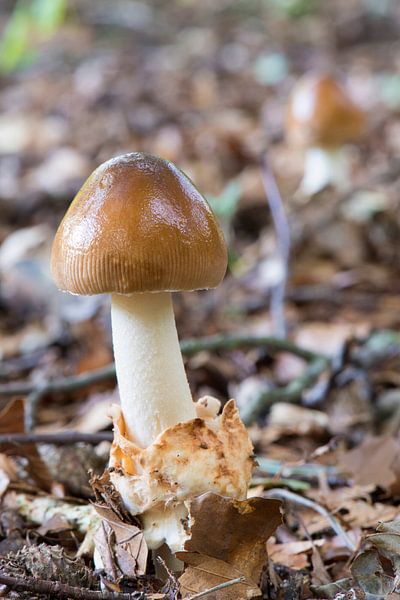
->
<box><xmin>240</xmin><ymin>355</ymin><xmax>328</xmax><ymax>424</ymax></box>
<box><xmin>0</xmin><ymin>431</ymin><xmax>113</xmax><ymax>445</ymax></box>
<box><xmin>264</xmin><ymin>488</ymin><xmax>356</xmax><ymax>552</ymax></box>
<box><xmin>0</xmin><ymin>363</ymin><xmax>115</xmax><ymax>398</ymax></box>
<box><xmin>256</xmin><ymin>457</ymin><xmax>340</xmax><ymax>484</ymax></box>
<box><xmin>260</xmin><ymin>154</ymin><xmax>291</xmax><ymax>338</ymax></box>
<box><xmin>0</xmin><ymin>333</ymin><xmax>322</xmax><ymax>397</ymax></box>
<box><xmin>0</xmin><ymin>333</ymin><xmax>329</xmax><ymax>428</ymax></box>
<box><xmin>0</xmin><ymin>572</ymin><xmax>146</xmax><ymax>599</ymax></box>
<box><xmin>186</xmin><ymin>576</ymin><xmax>245</xmax><ymax>599</ymax></box>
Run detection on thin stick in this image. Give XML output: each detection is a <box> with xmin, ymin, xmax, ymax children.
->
<box><xmin>240</xmin><ymin>356</ymin><xmax>328</xmax><ymax>424</ymax></box>
<box><xmin>0</xmin><ymin>333</ymin><xmax>323</xmax><ymax>398</ymax></box>
<box><xmin>0</xmin><ymin>333</ymin><xmax>329</xmax><ymax>428</ymax></box>
<box><xmin>260</xmin><ymin>154</ymin><xmax>291</xmax><ymax>338</ymax></box>
<box><xmin>264</xmin><ymin>488</ymin><xmax>356</xmax><ymax>552</ymax></box>
<box><xmin>186</xmin><ymin>576</ymin><xmax>245</xmax><ymax>599</ymax></box>
<box><xmin>0</xmin><ymin>572</ymin><xmax>146</xmax><ymax>599</ymax></box>
<box><xmin>0</xmin><ymin>431</ymin><xmax>113</xmax><ymax>445</ymax></box>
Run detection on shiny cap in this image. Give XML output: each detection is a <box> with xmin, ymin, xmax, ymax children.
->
<box><xmin>51</xmin><ymin>153</ymin><xmax>227</xmax><ymax>294</ymax></box>
<box><xmin>287</xmin><ymin>73</ymin><xmax>366</xmax><ymax>147</ymax></box>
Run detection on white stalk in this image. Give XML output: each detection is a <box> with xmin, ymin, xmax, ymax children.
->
<box><xmin>299</xmin><ymin>146</ymin><xmax>351</xmax><ymax>197</ymax></box>
<box><xmin>111</xmin><ymin>291</ymin><xmax>195</xmax><ymax>448</ymax></box>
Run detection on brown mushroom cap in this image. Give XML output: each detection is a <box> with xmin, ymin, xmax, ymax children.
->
<box><xmin>51</xmin><ymin>153</ymin><xmax>228</xmax><ymax>294</ymax></box>
<box><xmin>287</xmin><ymin>74</ymin><xmax>366</xmax><ymax>147</ymax></box>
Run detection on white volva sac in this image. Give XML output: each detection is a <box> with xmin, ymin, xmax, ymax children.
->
<box><xmin>111</xmin><ymin>291</ymin><xmax>196</xmax><ymax>448</ymax></box>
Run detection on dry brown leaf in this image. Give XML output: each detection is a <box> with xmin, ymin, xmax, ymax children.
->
<box><xmin>309</xmin><ymin>486</ymin><xmax>400</xmax><ymax>529</ymax></box>
<box><xmin>178</xmin><ymin>492</ymin><xmax>282</xmax><ymax>599</ymax></box>
<box><xmin>268</xmin><ymin>540</ymin><xmax>324</xmax><ymax>570</ymax></box>
<box><xmin>93</xmin><ymin>515</ymin><xmax>147</xmax><ymax>579</ymax></box>
<box><xmin>341</xmin><ymin>435</ymin><xmax>400</xmax><ymax>491</ymax></box>
<box><xmin>0</xmin><ymin>454</ymin><xmax>17</xmax><ymax>498</ymax></box>
<box><xmin>91</xmin><ymin>471</ymin><xmax>148</xmax><ymax>581</ymax></box>
<box><xmin>178</xmin><ymin>552</ymin><xmax>260</xmax><ymax>599</ymax></box>
<box><xmin>267</xmin><ymin>403</ymin><xmax>328</xmax><ymax>439</ymax></box>
<box><xmin>311</xmin><ymin>546</ymin><xmax>331</xmax><ymax>588</ymax></box>
<box><xmin>36</xmin><ymin>514</ymin><xmax>73</xmax><ymax>537</ymax></box>
<box><xmin>0</xmin><ymin>399</ymin><xmax>52</xmax><ymax>490</ymax></box>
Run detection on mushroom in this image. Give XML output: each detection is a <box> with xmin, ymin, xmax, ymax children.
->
<box><xmin>51</xmin><ymin>152</ymin><xmax>254</xmax><ymax>552</ymax></box>
<box><xmin>286</xmin><ymin>73</ymin><xmax>366</xmax><ymax>196</ymax></box>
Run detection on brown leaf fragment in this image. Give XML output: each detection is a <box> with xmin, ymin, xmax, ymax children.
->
<box><xmin>178</xmin><ymin>493</ymin><xmax>282</xmax><ymax>599</ymax></box>
<box><xmin>94</xmin><ymin>516</ymin><xmax>148</xmax><ymax>580</ymax></box>
<box><xmin>311</xmin><ymin>546</ymin><xmax>331</xmax><ymax>588</ymax></box>
<box><xmin>0</xmin><ymin>399</ymin><xmax>52</xmax><ymax>491</ymax></box>
<box><xmin>341</xmin><ymin>435</ymin><xmax>400</xmax><ymax>491</ymax></box>
<box><xmin>36</xmin><ymin>513</ymin><xmax>73</xmax><ymax>537</ymax></box>
<box><xmin>0</xmin><ymin>454</ymin><xmax>16</xmax><ymax>498</ymax></box>
<box><xmin>178</xmin><ymin>552</ymin><xmax>260</xmax><ymax>599</ymax></box>
<box><xmin>91</xmin><ymin>469</ymin><xmax>135</xmax><ymax>524</ymax></box>
<box><xmin>185</xmin><ymin>493</ymin><xmax>281</xmax><ymax>576</ymax></box>
<box><xmin>268</xmin><ymin>540</ymin><xmax>323</xmax><ymax>570</ymax></box>
<box><xmin>92</xmin><ymin>473</ymin><xmax>148</xmax><ymax>581</ymax></box>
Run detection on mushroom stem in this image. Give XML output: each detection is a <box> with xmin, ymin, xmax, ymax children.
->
<box><xmin>111</xmin><ymin>291</ymin><xmax>195</xmax><ymax>448</ymax></box>
<box><xmin>299</xmin><ymin>146</ymin><xmax>351</xmax><ymax>196</ymax></box>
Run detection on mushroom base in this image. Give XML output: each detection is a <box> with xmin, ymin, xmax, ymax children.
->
<box><xmin>108</xmin><ymin>399</ymin><xmax>254</xmax><ymax>552</ymax></box>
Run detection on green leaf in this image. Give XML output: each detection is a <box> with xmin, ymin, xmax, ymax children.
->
<box><xmin>32</xmin><ymin>0</ymin><xmax>67</xmax><ymax>35</ymax></box>
<box><xmin>0</xmin><ymin>3</ymin><xmax>32</xmax><ymax>73</ymax></box>
<box><xmin>0</xmin><ymin>0</ymin><xmax>67</xmax><ymax>74</ymax></box>
<box><xmin>207</xmin><ymin>180</ymin><xmax>241</xmax><ymax>228</ymax></box>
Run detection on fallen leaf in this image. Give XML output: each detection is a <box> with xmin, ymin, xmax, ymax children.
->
<box><xmin>178</xmin><ymin>492</ymin><xmax>282</xmax><ymax>599</ymax></box>
<box><xmin>351</xmin><ymin>549</ymin><xmax>395</xmax><ymax>596</ymax></box>
<box><xmin>91</xmin><ymin>471</ymin><xmax>148</xmax><ymax>581</ymax></box>
<box><xmin>178</xmin><ymin>552</ymin><xmax>259</xmax><ymax>599</ymax></box>
<box><xmin>341</xmin><ymin>435</ymin><xmax>400</xmax><ymax>491</ymax></box>
<box><xmin>93</xmin><ymin>517</ymin><xmax>147</xmax><ymax>579</ymax></box>
<box><xmin>0</xmin><ymin>454</ymin><xmax>17</xmax><ymax>498</ymax></box>
<box><xmin>37</xmin><ymin>514</ymin><xmax>73</xmax><ymax>537</ymax></box>
<box><xmin>268</xmin><ymin>540</ymin><xmax>324</xmax><ymax>570</ymax></box>
<box><xmin>267</xmin><ymin>403</ymin><xmax>328</xmax><ymax>439</ymax></box>
<box><xmin>0</xmin><ymin>399</ymin><xmax>52</xmax><ymax>491</ymax></box>
<box><xmin>311</xmin><ymin>546</ymin><xmax>331</xmax><ymax>588</ymax></box>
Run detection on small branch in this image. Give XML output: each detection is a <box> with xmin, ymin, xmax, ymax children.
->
<box><xmin>0</xmin><ymin>572</ymin><xmax>147</xmax><ymax>599</ymax></box>
<box><xmin>0</xmin><ymin>333</ymin><xmax>323</xmax><ymax>399</ymax></box>
<box><xmin>260</xmin><ymin>154</ymin><xmax>291</xmax><ymax>338</ymax></box>
<box><xmin>0</xmin><ymin>333</ymin><xmax>329</xmax><ymax>428</ymax></box>
<box><xmin>256</xmin><ymin>457</ymin><xmax>339</xmax><ymax>481</ymax></box>
<box><xmin>180</xmin><ymin>333</ymin><xmax>320</xmax><ymax>361</ymax></box>
<box><xmin>264</xmin><ymin>488</ymin><xmax>356</xmax><ymax>552</ymax></box>
<box><xmin>0</xmin><ymin>431</ymin><xmax>113</xmax><ymax>446</ymax></box>
<box><xmin>240</xmin><ymin>356</ymin><xmax>329</xmax><ymax>425</ymax></box>
<box><xmin>0</xmin><ymin>363</ymin><xmax>115</xmax><ymax>398</ymax></box>
<box><xmin>186</xmin><ymin>576</ymin><xmax>245</xmax><ymax>599</ymax></box>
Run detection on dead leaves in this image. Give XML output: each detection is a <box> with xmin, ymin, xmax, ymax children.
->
<box><xmin>0</xmin><ymin>398</ymin><xmax>52</xmax><ymax>491</ymax></box>
<box><xmin>313</xmin><ymin>520</ymin><xmax>400</xmax><ymax>598</ymax></box>
<box><xmin>178</xmin><ymin>492</ymin><xmax>282</xmax><ymax>599</ymax></box>
<box><xmin>93</xmin><ymin>506</ymin><xmax>148</xmax><ymax>580</ymax></box>
<box><xmin>91</xmin><ymin>471</ymin><xmax>148</xmax><ymax>583</ymax></box>
<box><xmin>341</xmin><ymin>435</ymin><xmax>400</xmax><ymax>493</ymax></box>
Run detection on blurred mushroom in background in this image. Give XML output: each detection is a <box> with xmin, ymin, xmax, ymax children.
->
<box><xmin>286</xmin><ymin>72</ymin><xmax>366</xmax><ymax>197</ymax></box>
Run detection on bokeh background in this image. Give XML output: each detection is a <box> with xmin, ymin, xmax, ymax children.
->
<box><xmin>1</xmin><ymin>0</ymin><xmax>400</xmax><ymax>431</ymax></box>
